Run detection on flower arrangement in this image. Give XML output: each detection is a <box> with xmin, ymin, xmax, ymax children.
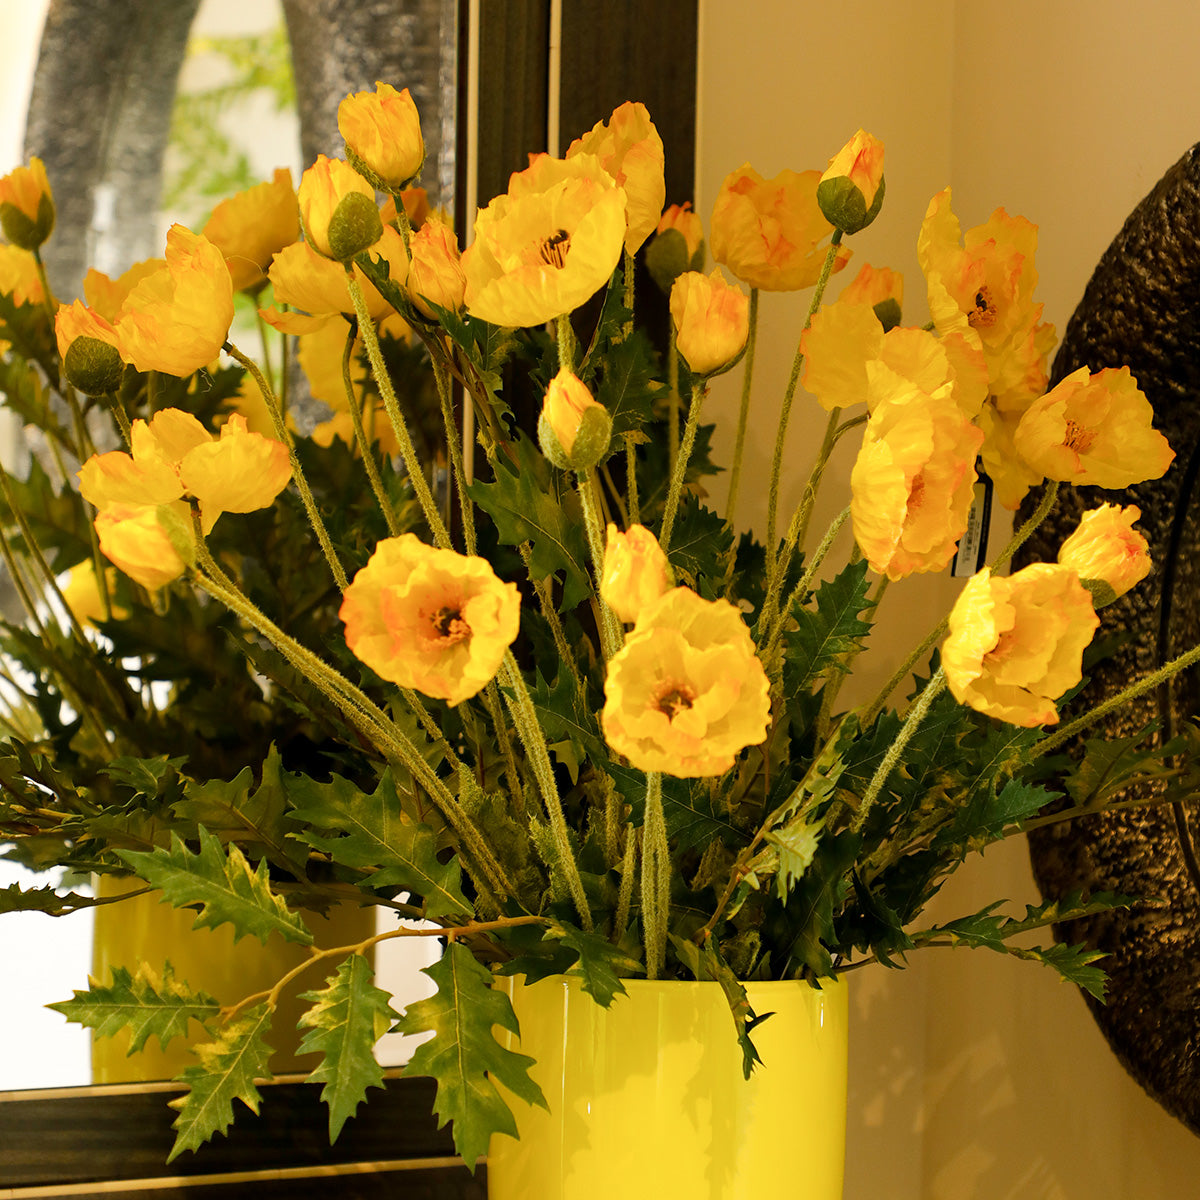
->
<box><xmin>1</xmin><ymin>85</ymin><xmax>1197</xmax><ymax>1172</ymax></box>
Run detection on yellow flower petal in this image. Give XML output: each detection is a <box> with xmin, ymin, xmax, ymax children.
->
<box><xmin>203</xmin><ymin>168</ymin><xmax>300</xmax><ymax>293</ymax></box>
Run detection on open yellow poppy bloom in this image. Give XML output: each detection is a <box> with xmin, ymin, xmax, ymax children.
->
<box><xmin>943</xmin><ymin>564</ymin><xmax>1099</xmax><ymax>727</ymax></box>
<box><xmin>601</xmin><ymin>588</ymin><xmax>770</xmax><ymax>777</ymax></box>
<box><xmin>115</xmin><ymin>226</ymin><xmax>234</xmax><ymax>377</ymax></box>
<box><xmin>340</xmin><ymin>534</ymin><xmax>521</xmax><ymax>706</ymax></box>
<box><xmin>463</xmin><ymin>153</ymin><xmax>626</xmax><ymax>328</ymax></box>
<box><xmin>203</xmin><ymin>168</ymin><xmax>300</xmax><ymax>293</ymax></box>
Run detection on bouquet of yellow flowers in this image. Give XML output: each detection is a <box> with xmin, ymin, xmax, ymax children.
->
<box><xmin>1</xmin><ymin>84</ymin><xmax>1195</xmax><ymax>1174</ymax></box>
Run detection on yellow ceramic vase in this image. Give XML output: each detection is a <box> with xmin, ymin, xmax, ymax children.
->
<box><xmin>91</xmin><ymin>876</ymin><xmax>376</xmax><ymax>1083</ymax></box>
<box><xmin>488</xmin><ymin>974</ymin><xmax>848</xmax><ymax>1200</ymax></box>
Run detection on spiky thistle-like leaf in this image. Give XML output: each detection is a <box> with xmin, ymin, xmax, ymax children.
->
<box><xmin>167</xmin><ymin>1004</ymin><xmax>274</xmax><ymax>1162</ymax></box>
<box><xmin>286</xmin><ymin>770</ymin><xmax>471</xmax><ymax>919</ymax></box>
<box><xmin>552</xmin><ymin>923</ymin><xmax>643</xmax><ymax>1006</ymax></box>
<box><xmin>782</xmin><ymin>559</ymin><xmax>875</xmax><ymax>691</ymax></box>
<box><xmin>48</xmin><ymin>962</ymin><xmax>220</xmax><ymax>1053</ymax></box>
<box><xmin>116</xmin><ymin>828</ymin><xmax>312</xmax><ymax>946</ymax></box>
<box><xmin>395</xmin><ymin>941</ymin><xmax>548</xmax><ymax>1168</ymax></box>
<box><xmin>298</xmin><ymin>953</ymin><xmax>399</xmax><ymax>1141</ymax></box>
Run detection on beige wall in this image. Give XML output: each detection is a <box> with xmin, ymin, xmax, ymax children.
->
<box><xmin>697</xmin><ymin>2</ymin><xmax>1200</xmax><ymax>1196</ymax></box>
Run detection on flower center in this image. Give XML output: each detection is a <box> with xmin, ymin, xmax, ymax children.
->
<box><xmin>906</xmin><ymin>473</ymin><xmax>927</xmax><ymax>518</ymax></box>
<box><xmin>967</xmin><ymin>286</ymin><xmax>998</xmax><ymax>330</ymax></box>
<box><xmin>431</xmin><ymin>605</ymin><xmax>470</xmax><ymax>645</ymax></box>
<box><xmin>539</xmin><ymin>228</ymin><xmax>571</xmax><ymax>269</ymax></box>
<box><xmin>1063</xmin><ymin>418</ymin><xmax>1096</xmax><ymax>455</ymax></box>
<box><xmin>655</xmin><ymin>684</ymin><xmax>696</xmax><ymax>720</ymax></box>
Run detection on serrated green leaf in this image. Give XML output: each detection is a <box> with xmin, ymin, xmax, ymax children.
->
<box><xmin>102</xmin><ymin>755</ymin><xmax>188</xmax><ymax>798</ymax></box>
<box><xmin>764</xmin><ymin>818</ymin><xmax>821</xmax><ymax>901</ymax></box>
<box><xmin>0</xmin><ymin>883</ymin><xmax>105</xmax><ymax>915</ymax></box>
<box><xmin>468</xmin><ymin>433</ymin><xmax>592</xmax><ymax>611</ymax></box>
<box><xmin>592</xmin><ymin>331</ymin><xmax>666</xmax><ymax>444</ymax></box>
<box><xmin>48</xmin><ymin>962</ymin><xmax>219</xmax><ymax>1053</ymax></box>
<box><xmin>116</xmin><ymin>828</ymin><xmax>312</xmax><ymax>946</ymax></box>
<box><xmin>396</xmin><ymin>941</ymin><xmax>547</xmax><ymax>1167</ymax></box>
<box><xmin>1062</xmin><ymin>725</ymin><xmax>1173</xmax><ymax>809</ymax></box>
<box><xmin>286</xmin><ymin>770</ymin><xmax>471</xmax><ymax>919</ymax></box>
<box><xmin>782</xmin><ymin>560</ymin><xmax>875</xmax><ymax>690</ymax></box>
<box><xmin>668</xmin><ymin>496</ymin><xmax>734</xmax><ymax>593</ymax></box>
<box><xmin>553</xmin><ymin>924</ymin><xmax>642</xmax><ymax>1005</ymax></box>
<box><xmin>167</xmin><ymin>1004</ymin><xmax>274</xmax><ymax>1162</ymax></box>
<box><xmin>172</xmin><ymin>748</ymin><xmax>305</xmax><ymax>874</ymax></box>
<box><xmin>779</xmin><ymin>830</ymin><xmax>861</xmax><ymax>978</ymax></box>
<box><xmin>913</xmin><ymin>891</ymin><xmax>1135</xmax><ymax>1000</ymax></box>
<box><xmin>670</xmin><ymin>935</ymin><xmax>768</xmax><ymax>1079</ymax></box>
<box><xmin>298</xmin><ymin>953</ymin><xmax>398</xmax><ymax>1141</ymax></box>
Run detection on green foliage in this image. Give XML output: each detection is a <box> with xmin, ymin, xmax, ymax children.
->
<box><xmin>0</xmin><ymin>882</ymin><xmax>106</xmax><ymax>914</ymax></box>
<box><xmin>167</xmin><ymin>1004</ymin><xmax>275</xmax><ymax>1162</ymax></box>
<box><xmin>783</xmin><ymin>559</ymin><xmax>876</xmax><ymax>691</ymax></box>
<box><xmin>116</xmin><ymin>828</ymin><xmax>313</xmax><ymax>946</ymax></box>
<box><xmin>298</xmin><ymin>953</ymin><xmax>399</xmax><ymax>1141</ymax></box>
<box><xmin>396</xmin><ymin>941</ymin><xmax>548</xmax><ymax>1168</ymax></box>
<box><xmin>552</xmin><ymin>923</ymin><xmax>643</xmax><ymax>1005</ymax></box>
<box><xmin>912</xmin><ymin>891</ymin><xmax>1136</xmax><ymax>1000</ymax></box>
<box><xmin>49</xmin><ymin>962</ymin><xmax>220</xmax><ymax>1053</ymax></box>
<box><xmin>469</xmin><ymin>433</ymin><xmax>592</xmax><ymax>611</ymax></box>
<box><xmin>286</xmin><ymin>769</ymin><xmax>472</xmax><ymax>919</ymax></box>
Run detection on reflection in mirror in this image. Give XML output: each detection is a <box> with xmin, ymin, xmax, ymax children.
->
<box><xmin>2</xmin><ymin>0</ymin><xmax>454</xmax><ymax>1091</ymax></box>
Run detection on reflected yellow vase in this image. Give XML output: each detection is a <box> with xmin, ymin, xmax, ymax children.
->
<box><xmin>91</xmin><ymin>877</ymin><xmax>376</xmax><ymax>1083</ymax></box>
<box><xmin>488</xmin><ymin>974</ymin><xmax>848</xmax><ymax>1200</ymax></box>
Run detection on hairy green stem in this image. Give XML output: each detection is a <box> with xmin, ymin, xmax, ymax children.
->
<box><xmin>430</xmin><ymin>345</ymin><xmax>477</xmax><ymax>555</ymax></box>
<box><xmin>500</xmin><ymin>651</ymin><xmax>593</xmax><ymax>928</ymax></box>
<box><xmin>576</xmin><ymin>470</ymin><xmax>623</xmax><ymax>660</ymax></box>
<box><xmin>639</xmin><ymin>771</ymin><xmax>668</xmax><ymax>978</ymax></box>
<box><xmin>764</xmin><ymin>232</ymin><xmax>843</xmax><ymax>558</ymax></box>
<box><xmin>224</xmin><ymin>339</ymin><xmax>348</xmax><ymax>591</ymax></box>
<box><xmin>625</xmin><ymin>435</ymin><xmax>640</xmax><ymax>525</ymax></box>
<box><xmin>852</xmin><ymin>667</ymin><xmax>947</xmax><ymax>833</ymax></box>
<box><xmin>659</xmin><ymin>380</ymin><xmax>704</xmax><ymax>551</ymax></box>
<box><xmin>724</xmin><ymin>288</ymin><xmax>759</xmax><ymax>531</ymax></box>
<box><xmin>340</xmin><ymin>321</ymin><xmax>400</xmax><ymax>536</ymax></box>
<box><xmin>344</xmin><ymin>271</ymin><xmax>450</xmax><ymax>549</ymax></box>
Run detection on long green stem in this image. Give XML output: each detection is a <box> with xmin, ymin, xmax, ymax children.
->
<box><xmin>500</xmin><ymin>651</ymin><xmax>592</xmax><ymax>929</ymax></box>
<box><xmin>759</xmin><ymin>407</ymin><xmax>841</xmax><ymax>636</ymax></box>
<box><xmin>659</xmin><ymin>380</ymin><xmax>704</xmax><ymax>551</ymax></box>
<box><xmin>340</xmin><ymin>321</ymin><xmax>400</xmax><ymax>536</ymax></box>
<box><xmin>430</xmin><ymin>344</ymin><xmax>476</xmax><ymax>555</ymax></box>
<box><xmin>345</xmin><ymin>271</ymin><xmax>450</xmax><ymax>549</ymax></box>
<box><xmin>765</xmin><ymin>232</ymin><xmax>843</xmax><ymax>559</ymax></box>
<box><xmin>224</xmin><ymin>340</ymin><xmax>348</xmax><ymax>592</ymax></box>
<box><xmin>576</xmin><ymin>470</ymin><xmax>622</xmax><ymax>660</ymax></box>
<box><xmin>852</xmin><ymin>667</ymin><xmax>946</xmax><ymax>833</ymax></box>
<box><xmin>724</xmin><ymin>288</ymin><xmax>759</xmax><ymax>530</ymax></box>
<box><xmin>190</xmin><ymin>530</ymin><xmax>511</xmax><ymax>902</ymax></box>
<box><xmin>625</xmin><ymin>435</ymin><xmax>640</xmax><ymax>525</ymax></box>
<box><xmin>639</xmin><ymin>771</ymin><xmax>668</xmax><ymax>979</ymax></box>
<box><xmin>520</xmin><ymin>541</ymin><xmax>586</xmax><ymax>704</ymax></box>
<box><xmin>990</xmin><ymin>480</ymin><xmax>1059</xmax><ymax>572</ymax></box>
<box><xmin>667</xmin><ymin>337</ymin><xmax>680</xmax><ymax>475</ymax></box>
<box><xmin>1032</xmin><ymin>640</ymin><xmax>1200</xmax><ymax>760</ymax></box>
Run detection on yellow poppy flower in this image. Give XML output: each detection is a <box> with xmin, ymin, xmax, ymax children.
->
<box><xmin>83</xmin><ymin>260</ymin><xmax>164</xmax><ymax>323</ymax></box>
<box><xmin>260</xmin><ymin>227</ymin><xmax>405</xmax><ymax>336</ymax></box>
<box><xmin>711</xmin><ymin>164</ymin><xmax>851</xmax><ymax>292</ymax></box>
<box><xmin>1013</xmin><ymin>366</ymin><xmax>1174</xmax><ymax>489</ymax></box>
<box><xmin>918</xmin><ymin>188</ymin><xmax>1056</xmax><ymax>409</ymax></box>
<box><xmin>115</xmin><ymin>225</ymin><xmax>234</xmax><ymax>377</ymax></box>
<box><xmin>61</xmin><ymin>560</ymin><xmax>128</xmax><ymax>625</ymax></box>
<box><xmin>338</xmin><ymin>82</ymin><xmax>425</xmax><ymax>192</ymax></box>
<box><xmin>0</xmin><ymin>157</ymin><xmax>54</xmax><ymax>249</ymax></box>
<box><xmin>407</xmin><ymin>218</ymin><xmax>466</xmax><ymax>318</ymax></box>
<box><xmin>95</xmin><ymin>501</ymin><xmax>194</xmax><ymax>592</ymax></box>
<box><xmin>0</xmin><ymin>242</ymin><xmax>44</xmax><ymax>307</ymax></box>
<box><xmin>203</xmin><ymin>168</ymin><xmax>300</xmax><ymax>293</ymax></box>
<box><xmin>818</xmin><ymin>129</ymin><xmax>885</xmax><ymax>234</ymax></box>
<box><xmin>600</xmin><ymin>523</ymin><xmax>673</xmax><ymax>624</ymax></box>
<box><xmin>538</xmin><ymin>367</ymin><xmax>611</xmax><ymax>469</ymax></box>
<box><xmin>850</xmin><ymin>371</ymin><xmax>984</xmax><ymax>580</ymax></box>
<box><xmin>567</xmin><ymin>101</ymin><xmax>665</xmax><ymax>254</ymax></box>
<box><xmin>298</xmin><ymin>155</ymin><xmax>382</xmax><ymax>261</ymax></box>
<box><xmin>462</xmin><ymin>153</ymin><xmax>627</xmax><ymax>328</ymax></box>
<box><xmin>339</xmin><ymin>533</ymin><xmax>521</xmax><ymax>706</ymax></box>
<box><xmin>839</xmin><ymin>262</ymin><xmax>903</xmax><ymax>330</ymax></box>
<box><xmin>601</xmin><ymin>587</ymin><xmax>770</xmax><ymax>777</ymax></box>
<box><xmin>669</xmin><ymin>268</ymin><xmax>749</xmax><ymax>377</ymax></box>
<box><xmin>801</xmin><ymin>299</ymin><xmax>884</xmax><ymax>412</ymax></box>
<box><xmin>1058</xmin><ymin>503</ymin><xmax>1151</xmax><ymax>606</ymax></box>
<box><xmin>977</xmin><ymin>401</ymin><xmax>1044</xmax><ymax>511</ymax></box>
<box><xmin>55</xmin><ymin>300</ymin><xmax>123</xmax><ymax>395</ymax></box>
<box><xmin>942</xmin><ymin>564</ymin><xmax>1100</xmax><ymax>727</ymax></box>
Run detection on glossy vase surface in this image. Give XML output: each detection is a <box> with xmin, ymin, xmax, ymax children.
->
<box><xmin>91</xmin><ymin>876</ymin><xmax>375</xmax><ymax>1083</ymax></box>
<box><xmin>488</xmin><ymin>974</ymin><xmax>848</xmax><ymax>1200</ymax></box>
